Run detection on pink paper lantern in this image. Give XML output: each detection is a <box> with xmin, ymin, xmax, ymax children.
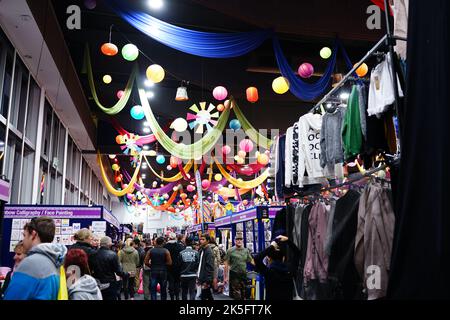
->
<box><xmin>186</xmin><ymin>185</ymin><xmax>195</xmax><ymax>192</ymax></box>
<box><xmin>222</xmin><ymin>145</ymin><xmax>231</xmax><ymax>155</ymax></box>
<box><xmin>298</xmin><ymin>63</ymin><xmax>314</xmax><ymax>78</ymax></box>
<box><xmin>117</xmin><ymin>90</ymin><xmax>125</xmax><ymax>99</ymax></box>
<box><xmin>201</xmin><ymin>179</ymin><xmax>211</xmax><ymax>189</ymax></box>
<box><xmin>239</xmin><ymin>139</ymin><xmax>254</xmax><ymax>153</ymax></box>
<box><xmin>213</xmin><ymin>86</ymin><xmax>228</xmax><ymax>101</ymax></box>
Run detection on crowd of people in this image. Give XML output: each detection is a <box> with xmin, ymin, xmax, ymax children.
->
<box><xmin>0</xmin><ymin>216</ymin><xmax>296</xmax><ymax>300</ymax></box>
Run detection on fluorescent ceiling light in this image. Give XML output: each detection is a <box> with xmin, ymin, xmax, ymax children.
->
<box><xmin>148</xmin><ymin>0</ymin><xmax>164</xmax><ymax>10</ymax></box>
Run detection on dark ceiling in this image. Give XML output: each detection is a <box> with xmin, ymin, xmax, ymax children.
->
<box><xmin>50</xmin><ymin>0</ymin><xmax>385</xmax><ymax>154</ymax></box>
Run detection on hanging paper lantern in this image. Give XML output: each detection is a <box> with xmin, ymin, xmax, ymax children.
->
<box><xmin>222</xmin><ymin>145</ymin><xmax>231</xmax><ymax>155</ymax></box>
<box><xmin>146</xmin><ymin>64</ymin><xmax>165</xmax><ymax>83</ymax></box>
<box><xmin>237</xmin><ymin>157</ymin><xmax>245</xmax><ymax>164</ymax></box>
<box><xmin>156</xmin><ymin>155</ymin><xmax>165</xmax><ymax>164</ymax></box>
<box><xmin>111</xmin><ymin>164</ymin><xmax>119</xmax><ymax>171</ymax></box>
<box><xmin>180</xmin><ymin>193</ymin><xmax>187</xmax><ymax>199</ymax></box>
<box><xmin>108</xmin><ymin>154</ymin><xmax>116</xmax><ymax>159</ymax></box>
<box><xmin>228</xmin><ymin>184</ymin><xmax>234</xmax><ymax>189</ymax></box>
<box><xmin>213</xmin><ymin>86</ymin><xmax>228</xmax><ymax>101</ymax></box>
<box><xmin>170</xmin><ymin>118</ymin><xmax>188</xmax><ymax>132</ymax></box>
<box><xmin>115</xmin><ymin>176</ymin><xmax>122</xmax><ymax>183</ymax></box>
<box><xmin>229</xmin><ymin>119</ymin><xmax>241</xmax><ymax>131</ymax></box>
<box><xmin>103</xmin><ymin>75</ymin><xmax>112</xmax><ymax>84</ymax></box>
<box><xmin>101</xmin><ymin>43</ymin><xmax>118</xmax><ymax>56</ymax></box>
<box><xmin>239</xmin><ymin>139</ymin><xmax>254</xmax><ymax>153</ymax></box>
<box><xmin>126</xmin><ymin>193</ymin><xmax>133</xmax><ymax>200</ymax></box>
<box><xmin>202</xmin><ymin>179</ymin><xmax>211</xmax><ymax>189</ymax></box>
<box><xmin>148</xmin><ymin>150</ymin><xmax>157</xmax><ymax>157</ymax></box>
<box><xmin>298</xmin><ymin>63</ymin><xmax>314</xmax><ymax>78</ymax></box>
<box><xmin>187</xmin><ymin>185</ymin><xmax>195</xmax><ymax>192</ymax></box>
<box><xmin>163</xmin><ymin>194</ymin><xmax>169</xmax><ymax>200</ymax></box>
<box><xmin>169</xmin><ymin>156</ymin><xmax>179</xmax><ymax>169</ymax></box>
<box><xmin>214</xmin><ymin>174</ymin><xmax>222</xmax><ymax>182</ymax></box>
<box><xmin>355</xmin><ymin>63</ymin><xmax>369</xmax><ymax>77</ymax></box>
<box><xmin>272</xmin><ymin>76</ymin><xmax>290</xmax><ymax>94</ymax></box>
<box><xmin>257</xmin><ymin>153</ymin><xmax>269</xmax><ymax>165</ymax></box>
<box><xmin>246</xmin><ymin>87</ymin><xmax>259</xmax><ymax>103</ymax></box>
<box><xmin>217</xmin><ymin>104</ymin><xmax>225</xmax><ymax>112</ymax></box>
<box><xmin>130</xmin><ymin>105</ymin><xmax>145</xmax><ymax>120</ymax></box>
<box><xmin>238</xmin><ymin>150</ymin><xmax>246</xmax><ymax>158</ymax></box>
<box><xmin>115</xmin><ymin>135</ymin><xmax>123</xmax><ymax>144</ymax></box>
<box><xmin>152</xmin><ymin>181</ymin><xmax>158</xmax><ymax>188</ymax></box>
<box><xmin>121</xmin><ymin>44</ymin><xmax>139</xmax><ymax>61</ymax></box>
<box><xmin>320</xmin><ymin>47</ymin><xmax>332</xmax><ymax>59</ymax></box>
<box><xmin>117</xmin><ymin>90</ymin><xmax>125</xmax><ymax>99</ymax></box>
<box><xmin>166</xmin><ymin>165</ymin><xmax>172</xmax><ymax>170</ymax></box>
<box><xmin>84</xmin><ymin>0</ymin><xmax>96</xmax><ymax>9</ymax></box>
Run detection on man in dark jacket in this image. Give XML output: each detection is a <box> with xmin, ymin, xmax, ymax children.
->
<box><xmin>178</xmin><ymin>237</ymin><xmax>199</xmax><ymax>300</ymax></box>
<box><xmin>70</xmin><ymin>228</ymin><xmax>97</xmax><ymax>271</ymax></box>
<box><xmin>164</xmin><ymin>232</ymin><xmax>185</xmax><ymax>300</ymax></box>
<box><xmin>254</xmin><ymin>235</ymin><xmax>295</xmax><ymax>300</ymax></box>
<box><xmin>198</xmin><ymin>234</ymin><xmax>215</xmax><ymax>300</ymax></box>
<box><xmin>91</xmin><ymin>236</ymin><xmax>125</xmax><ymax>300</ymax></box>
<box><xmin>145</xmin><ymin>237</ymin><xmax>172</xmax><ymax>300</ymax></box>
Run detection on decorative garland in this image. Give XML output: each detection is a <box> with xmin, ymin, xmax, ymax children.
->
<box><xmin>98</xmin><ymin>153</ymin><xmax>141</xmax><ymax>196</ymax></box>
<box><xmin>213</xmin><ymin>157</ymin><xmax>269</xmax><ymax>189</ymax></box>
<box><xmin>143</xmin><ymin>155</ymin><xmax>193</xmax><ymax>182</ymax></box>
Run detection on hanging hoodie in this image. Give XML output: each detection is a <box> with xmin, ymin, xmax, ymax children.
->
<box><xmin>68</xmin><ymin>275</ymin><xmax>103</xmax><ymax>300</ymax></box>
<box><xmin>297</xmin><ymin>113</ymin><xmax>323</xmax><ymax>187</ymax></box>
<box><xmin>320</xmin><ymin>106</ymin><xmax>346</xmax><ymax>175</ymax></box>
<box><xmin>284</xmin><ymin>126</ymin><xmax>294</xmax><ymax>187</ymax></box>
<box><xmin>342</xmin><ymin>85</ymin><xmax>363</xmax><ymax>159</ymax></box>
<box><xmin>4</xmin><ymin>243</ymin><xmax>67</xmax><ymax>300</ymax></box>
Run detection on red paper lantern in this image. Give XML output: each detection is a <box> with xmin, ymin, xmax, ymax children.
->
<box><xmin>246</xmin><ymin>87</ymin><xmax>259</xmax><ymax>103</ymax></box>
<box><xmin>169</xmin><ymin>156</ymin><xmax>179</xmax><ymax>169</ymax></box>
<box><xmin>101</xmin><ymin>43</ymin><xmax>118</xmax><ymax>56</ymax></box>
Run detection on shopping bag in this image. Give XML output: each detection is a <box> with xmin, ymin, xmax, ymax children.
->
<box><xmin>57</xmin><ymin>266</ymin><xmax>69</xmax><ymax>300</ymax></box>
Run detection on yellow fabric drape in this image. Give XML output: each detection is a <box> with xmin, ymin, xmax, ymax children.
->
<box><xmin>144</xmin><ymin>155</ymin><xmax>193</xmax><ymax>182</ymax></box>
<box><xmin>213</xmin><ymin>157</ymin><xmax>269</xmax><ymax>189</ymax></box>
<box><xmin>98</xmin><ymin>154</ymin><xmax>141</xmax><ymax>197</ymax></box>
<box><xmin>215</xmin><ymin>187</ymin><xmax>251</xmax><ymax>198</ymax></box>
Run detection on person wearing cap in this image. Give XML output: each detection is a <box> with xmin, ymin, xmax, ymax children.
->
<box><xmin>91</xmin><ymin>236</ymin><xmax>125</xmax><ymax>300</ymax></box>
<box><xmin>164</xmin><ymin>232</ymin><xmax>185</xmax><ymax>300</ymax></box>
<box><xmin>224</xmin><ymin>233</ymin><xmax>255</xmax><ymax>300</ymax></box>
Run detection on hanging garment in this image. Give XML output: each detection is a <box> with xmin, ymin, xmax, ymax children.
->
<box><xmin>274</xmin><ymin>135</ymin><xmax>286</xmax><ymax>200</ymax></box>
<box><xmin>342</xmin><ymin>85</ymin><xmax>363</xmax><ymax>160</ymax></box>
<box><xmin>303</xmin><ymin>202</ymin><xmax>329</xmax><ymax>284</ymax></box>
<box><xmin>357</xmin><ymin>84</ymin><xmax>368</xmax><ymax>138</ymax></box>
<box><xmin>297</xmin><ymin>113</ymin><xmax>323</xmax><ymax>187</ymax></box>
<box><xmin>320</xmin><ymin>106</ymin><xmax>345</xmax><ymax>175</ymax></box>
<box><xmin>354</xmin><ymin>183</ymin><xmax>395</xmax><ymax>300</ymax></box>
<box><xmin>392</xmin><ymin>0</ymin><xmax>409</xmax><ymax>61</ymax></box>
<box><xmin>292</xmin><ymin>123</ymin><xmax>300</xmax><ymax>184</ymax></box>
<box><xmin>367</xmin><ymin>52</ymin><xmax>404</xmax><ymax>117</ymax></box>
<box><xmin>324</xmin><ymin>199</ymin><xmax>337</xmax><ymax>256</ymax></box>
<box><xmin>292</xmin><ymin>204</ymin><xmax>305</xmax><ymax>250</ymax></box>
<box><xmin>297</xmin><ymin>204</ymin><xmax>312</xmax><ymax>298</ymax></box>
<box><xmin>328</xmin><ymin>189</ymin><xmax>363</xmax><ymax>300</ymax></box>
<box><xmin>285</xmin><ymin>127</ymin><xmax>294</xmax><ymax>187</ymax></box>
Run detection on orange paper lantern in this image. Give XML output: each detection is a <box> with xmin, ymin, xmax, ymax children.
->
<box><xmin>169</xmin><ymin>156</ymin><xmax>179</xmax><ymax>169</ymax></box>
<box><xmin>101</xmin><ymin>43</ymin><xmax>118</xmax><ymax>56</ymax></box>
<box><xmin>246</xmin><ymin>87</ymin><xmax>259</xmax><ymax>103</ymax></box>
<box><xmin>354</xmin><ymin>63</ymin><xmax>369</xmax><ymax>77</ymax></box>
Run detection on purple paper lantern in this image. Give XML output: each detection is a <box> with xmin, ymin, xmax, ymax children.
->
<box><xmin>298</xmin><ymin>63</ymin><xmax>314</xmax><ymax>78</ymax></box>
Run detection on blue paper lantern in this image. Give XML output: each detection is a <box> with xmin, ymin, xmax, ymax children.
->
<box><xmin>156</xmin><ymin>155</ymin><xmax>165</xmax><ymax>164</ymax></box>
<box><xmin>229</xmin><ymin>119</ymin><xmax>241</xmax><ymax>131</ymax></box>
<box><xmin>130</xmin><ymin>105</ymin><xmax>145</xmax><ymax>120</ymax></box>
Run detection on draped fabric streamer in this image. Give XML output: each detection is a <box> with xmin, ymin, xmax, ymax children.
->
<box><xmin>147</xmin><ymin>190</ymin><xmax>178</xmax><ymax>211</ymax></box>
<box><xmin>213</xmin><ymin>157</ymin><xmax>269</xmax><ymax>189</ymax></box>
<box><xmin>178</xmin><ymin>160</ymin><xmax>207</xmax><ymax>182</ymax></box>
<box><xmin>83</xmin><ymin>45</ymin><xmax>137</xmax><ymax>115</ymax></box>
<box><xmin>98</xmin><ymin>154</ymin><xmax>141</xmax><ymax>196</ymax></box>
<box><xmin>222</xmin><ymin>153</ymin><xmax>266</xmax><ymax>176</ymax></box>
<box><xmin>105</xmin><ymin>0</ymin><xmax>272</xmax><ymax>58</ymax></box>
<box><xmin>139</xmin><ymin>82</ymin><xmax>231</xmax><ymax>159</ymax></box>
<box><xmin>122</xmin><ymin>170</ymin><xmax>177</xmax><ymax>196</ymax></box>
<box><xmin>272</xmin><ymin>37</ymin><xmax>338</xmax><ymax>101</ymax></box>
<box><xmin>215</xmin><ymin>187</ymin><xmax>251</xmax><ymax>198</ymax></box>
<box><xmin>144</xmin><ymin>155</ymin><xmax>193</xmax><ymax>182</ymax></box>
<box><xmin>232</xmin><ymin>100</ymin><xmax>273</xmax><ymax>149</ymax></box>
<box><xmin>112</xmin><ymin>118</ymin><xmax>169</xmax><ymax>146</ymax></box>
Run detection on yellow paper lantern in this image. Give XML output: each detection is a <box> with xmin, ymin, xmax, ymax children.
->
<box><xmin>272</xmin><ymin>76</ymin><xmax>289</xmax><ymax>94</ymax></box>
<box><xmin>146</xmin><ymin>64</ymin><xmax>165</xmax><ymax>83</ymax></box>
<box><xmin>103</xmin><ymin>75</ymin><xmax>112</xmax><ymax>84</ymax></box>
<box><xmin>214</xmin><ymin>173</ymin><xmax>222</xmax><ymax>182</ymax></box>
<box><xmin>111</xmin><ymin>164</ymin><xmax>119</xmax><ymax>171</ymax></box>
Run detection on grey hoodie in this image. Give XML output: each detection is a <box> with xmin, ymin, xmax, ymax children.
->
<box><xmin>68</xmin><ymin>275</ymin><xmax>103</xmax><ymax>300</ymax></box>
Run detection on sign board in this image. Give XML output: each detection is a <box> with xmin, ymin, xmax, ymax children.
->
<box><xmin>102</xmin><ymin>209</ymin><xmax>120</xmax><ymax>229</ymax></box>
<box><xmin>0</xmin><ymin>178</ymin><xmax>11</xmax><ymax>202</ymax></box>
<box><xmin>231</xmin><ymin>208</ymin><xmax>257</xmax><ymax>224</ymax></box>
<box><xmin>4</xmin><ymin>205</ymin><xmax>103</xmax><ymax>219</ymax></box>
<box><xmin>215</xmin><ymin>216</ymin><xmax>232</xmax><ymax>227</ymax></box>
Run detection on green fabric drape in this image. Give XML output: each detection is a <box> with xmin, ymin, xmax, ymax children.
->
<box><xmin>138</xmin><ymin>81</ymin><xmax>231</xmax><ymax>160</ymax></box>
<box><xmin>232</xmin><ymin>100</ymin><xmax>273</xmax><ymax>149</ymax></box>
<box><xmin>82</xmin><ymin>44</ymin><xmax>137</xmax><ymax>115</ymax></box>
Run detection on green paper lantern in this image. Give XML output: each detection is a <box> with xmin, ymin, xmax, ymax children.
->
<box><xmin>122</xmin><ymin>44</ymin><xmax>139</xmax><ymax>61</ymax></box>
<box><xmin>320</xmin><ymin>47</ymin><xmax>332</xmax><ymax>59</ymax></box>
